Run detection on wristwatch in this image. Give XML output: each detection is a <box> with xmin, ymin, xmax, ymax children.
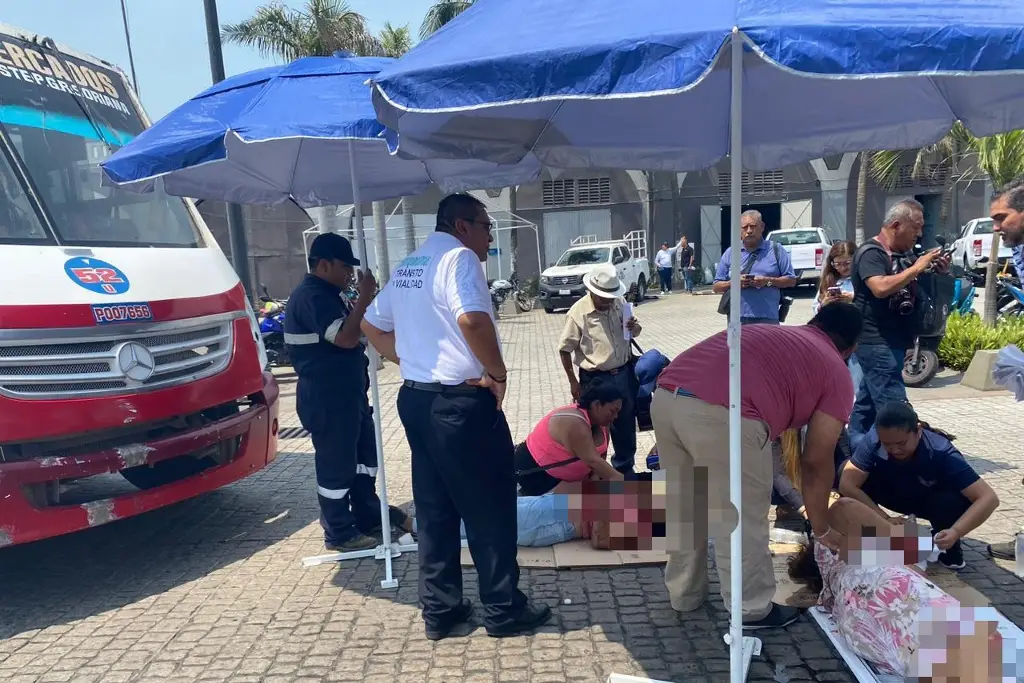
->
<box><xmin>766</xmin><ymin>277</ymin><xmax>775</xmax><ymax>288</ymax></box>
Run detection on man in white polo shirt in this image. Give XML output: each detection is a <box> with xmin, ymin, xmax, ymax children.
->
<box><xmin>362</xmin><ymin>194</ymin><xmax>551</xmax><ymax>641</ymax></box>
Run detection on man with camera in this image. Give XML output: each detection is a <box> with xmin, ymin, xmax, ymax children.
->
<box><xmin>848</xmin><ymin>199</ymin><xmax>949</xmax><ymax>446</ymax></box>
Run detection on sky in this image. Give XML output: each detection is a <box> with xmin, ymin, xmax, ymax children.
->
<box><xmin>3</xmin><ymin>0</ymin><xmax>436</xmax><ymax>119</ymax></box>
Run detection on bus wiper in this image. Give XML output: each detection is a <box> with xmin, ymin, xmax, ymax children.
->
<box><xmin>35</xmin><ymin>36</ymin><xmax>118</xmax><ymax>152</ymax></box>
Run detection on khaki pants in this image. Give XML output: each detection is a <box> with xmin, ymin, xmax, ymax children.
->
<box><xmin>651</xmin><ymin>388</ymin><xmax>775</xmax><ymax>621</ymax></box>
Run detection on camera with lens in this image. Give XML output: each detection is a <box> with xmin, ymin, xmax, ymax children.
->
<box><xmin>889</xmin><ymin>288</ymin><xmax>916</xmax><ymax>316</ymax></box>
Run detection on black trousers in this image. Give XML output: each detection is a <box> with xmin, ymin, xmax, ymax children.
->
<box><xmin>397</xmin><ymin>383</ymin><xmax>527</xmax><ymax>630</ymax></box>
<box><xmin>862</xmin><ymin>477</ymin><xmax>971</xmax><ymax>554</ymax></box>
<box><xmin>296</xmin><ymin>383</ymin><xmax>381</xmax><ymax>545</ymax></box>
<box><xmin>579</xmin><ymin>365</ymin><xmax>637</xmax><ymax>473</ymax></box>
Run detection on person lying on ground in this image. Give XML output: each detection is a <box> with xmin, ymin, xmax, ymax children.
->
<box><xmin>788</xmin><ymin>497</ymin><xmax>1005</xmax><ymax>681</ymax></box>
<box><xmin>406</xmin><ymin>478</ymin><xmax>666</xmax><ymax>549</ymax></box>
<box><xmin>515</xmin><ymin>378</ymin><xmax>626</xmax><ymax>496</ymax></box>
<box><xmin>838</xmin><ymin>401</ymin><xmax>999</xmax><ymax>571</ymax></box>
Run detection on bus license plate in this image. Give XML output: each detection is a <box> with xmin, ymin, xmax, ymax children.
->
<box><xmin>558</xmin><ymin>289</ymin><xmax>571</xmax><ymax>296</ymax></box>
<box><xmin>92</xmin><ymin>302</ymin><xmax>154</xmax><ymax>325</ymax></box>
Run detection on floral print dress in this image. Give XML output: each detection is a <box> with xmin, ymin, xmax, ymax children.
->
<box><xmin>815</xmin><ymin>543</ymin><xmax>960</xmax><ymax>675</ymax></box>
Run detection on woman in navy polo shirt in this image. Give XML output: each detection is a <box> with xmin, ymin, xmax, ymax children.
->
<box><xmin>838</xmin><ymin>402</ymin><xmax>999</xmax><ymax>571</ymax></box>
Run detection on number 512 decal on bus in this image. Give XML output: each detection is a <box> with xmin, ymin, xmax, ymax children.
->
<box><xmin>63</xmin><ymin>257</ymin><xmax>131</xmax><ymax>295</ymax></box>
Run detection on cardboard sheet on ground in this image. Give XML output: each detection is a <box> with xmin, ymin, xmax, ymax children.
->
<box><xmin>460</xmin><ymin>537</ymin><xmax>817</xmax><ymax>603</ymax></box>
<box><xmin>809</xmin><ymin>567</ymin><xmax>1022</xmax><ymax>683</ymax></box>
<box><xmin>459</xmin><ymin>540</ymin><xmax>665</xmax><ymax>569</ymax></box>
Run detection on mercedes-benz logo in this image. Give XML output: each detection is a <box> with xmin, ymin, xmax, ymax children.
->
<box><xmin>116</xmin><ymin>341</ymin><xmax>156</xmax><ymax>383</ymax></box>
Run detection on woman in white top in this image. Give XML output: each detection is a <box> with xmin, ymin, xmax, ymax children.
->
<box><xmin>812</xmin><ymin>241</ymin><xmax>857</xmax><ymax>315</ymax></box>
<box><xmin>813</xmin><ymin>241</ymin><xmax>861</xmax><ymax>395</ymax></box>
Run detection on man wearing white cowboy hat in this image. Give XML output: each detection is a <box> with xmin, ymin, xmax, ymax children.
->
<box><xmin>558</xmin><ymin>264</ymin><xmax>642</xmax><ymax>474</ymax></box>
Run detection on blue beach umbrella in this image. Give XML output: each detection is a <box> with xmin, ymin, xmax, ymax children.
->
<box><xmin>101</xmin><ymin>55</ymin><xmax>540</xmax><ymax>207</ymax></box>
<box><xmin>369</xmin><ymin>2</ymin><xmax>1024</xmax><ymax>677</ymax></box>
<box><xmin>371</xmin><ymin>0</ymin><xmax>1024</xmax><ymax>173</ymax></box>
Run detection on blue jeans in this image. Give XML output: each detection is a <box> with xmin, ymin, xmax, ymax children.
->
<box><xmin>446</xmin><ymin>494</ymin><xmax>576</xmax><ymax>547</ymax></box>
<box><xmin>658</xmin><ymin>267</ymin><xmax>673</xmax><ymax>292</ymax></box>
<box><xmin>682</xmin><ymin>268</ymin><xmax>695</xmax><ymax>292</ymax></box>
<box><xmin>848</xmin><ymin>343</ymin><xmax>908</xmax><ymax>449</ymax></box>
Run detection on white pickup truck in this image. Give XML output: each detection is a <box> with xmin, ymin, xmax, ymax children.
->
<box><xmin>951</xmin><ymin>217</ymin><xmax>1014</xmax><ymax>273</ymax></box>
<box><xmin>538</xmin><ymin>233</ymin><xmax>649</xmax><ymax>313</ymax></box>
<box><xmin>767</xmin><ymin>227</ymin><xmax>834</xmax><ymax>286</ymax></box>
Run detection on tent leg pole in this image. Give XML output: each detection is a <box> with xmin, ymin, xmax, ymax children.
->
<box><xmin>347</xmin><ymin>140</ymin><xmax>399</xmax><ymax>589</ymax></box>
<box><xmin>728</xmin><ymin>27</ymin><xmax>745</xmax><ymax>683</ymax></box>
<box><xmin>534</xmin><ymin>226</ymin><xmax>542</xmax><ymax>281</ymax></box>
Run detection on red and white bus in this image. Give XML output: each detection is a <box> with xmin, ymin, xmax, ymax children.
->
<box><xmin>0</xmin><ymin>23</ymin><xmax>280</xmax><ymax>546</ymax></box>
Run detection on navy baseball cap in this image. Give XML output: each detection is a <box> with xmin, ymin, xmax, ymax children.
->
<box><xmin>308</xmin><ymin>233</ymin><xmax>360</xmax><ymax>266</ymax></box>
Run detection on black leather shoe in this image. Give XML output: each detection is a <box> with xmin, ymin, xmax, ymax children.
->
<box><xmin>486</xmin><ymin>603</ymin><xmax>552</xmax><ymax>638</ymax></box>
<box><xmin>424</xmin><ymin>599</ymin><xmax>473</xmax><ymax>641</ymax></box>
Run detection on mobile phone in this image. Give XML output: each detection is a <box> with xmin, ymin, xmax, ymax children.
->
<box><xmin>827</xmin><ymin>286</ymin><xmax>842</xmax><ymax>296</ymax></box>
<box><xmin>743</xmin><ymin>274</ymin><xmax>754</xmax><ymax>280</ymax></box>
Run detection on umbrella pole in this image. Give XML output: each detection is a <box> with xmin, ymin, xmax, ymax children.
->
<box><xmin>727</xmin><ymin>27</ymin><xmax>746</xmax><ymax>683</ymax></box>
<box><xmin>350</xmin><ymin>142</ymin><xmax>401</xmax><ymax>589</ymax></box>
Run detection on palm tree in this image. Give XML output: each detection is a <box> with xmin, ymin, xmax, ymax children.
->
<box><xmin>419</xmin><ymin>0</ymin><xmax>474</xmax><ymax>39</ymax></box>
<box><xmin>222</xmin><ymin>0</ymin><xmax>383</xmax><ymax>60</ymax></box>
<box><xmin>379</xmin><ymin>21</ymin><xmax>413</xmax><ymax>57</ymax></box>
<box><xmin>853</xmin><ymin>152</ymin><xmax>871</xmax><ymax>244</ymax></box>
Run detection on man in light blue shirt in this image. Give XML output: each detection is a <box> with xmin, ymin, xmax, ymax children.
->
<box><xmin>712</xmin><ymin>210</ymin><xmax>797</xmax><ymax>324</ymax></box>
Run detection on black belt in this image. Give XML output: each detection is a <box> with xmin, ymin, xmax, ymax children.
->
<box><xmin>402</xmin><ymin>380</ymin><xmax>482</xmax><ymax>395</ymax></box>
<box><xmin>580</xmin><ymin>363</ymin><xmax>629</xmax><ymax>377</ymax></box>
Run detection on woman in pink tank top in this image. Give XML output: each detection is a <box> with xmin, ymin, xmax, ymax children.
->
<box><xmin>516</xmin><ymin>379</ymin><xmax>626</xmax><ymax>496</ymax></box>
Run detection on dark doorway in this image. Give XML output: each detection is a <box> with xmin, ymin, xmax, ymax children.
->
<box><xmin>915</xmin><ymin>193</ymin><xmax>942</xmax><ymax>249</ymax></box>
<box><xmin>720</xmin><ymin>202</ymin><xmax>782</xmax><ymax>251</ymax></box>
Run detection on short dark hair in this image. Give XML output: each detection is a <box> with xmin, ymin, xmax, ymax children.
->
<box><xmin>436</xmin><ymin>193</ymin><xmax>486</xmax><ymax>233</ymax></box>
<box><xmin>992</xmin><ymin>177</ymin><xmax>1024</xmax><ymax>212</ymax></box>
<box><xmin>807</xmin><ymin>301</ymin><xmax>862</xmax><ymax>353</ymax></box>
<box><xmin>577</xmin><ymin>378</ymin><xmax>624</xmax><ymax>410</ymax></box>
<box><xmin>875</xmin><ymin>401</ymin><xmax>918</xmax><ymax>432</ymax></box>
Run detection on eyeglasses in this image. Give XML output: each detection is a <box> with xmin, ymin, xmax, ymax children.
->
<box><xmin>833</xmin><ymin>259</ymin><xmax>852</xmax><ymax>268</ymax></box>
<box><xmin>457</xmin><ymin>217</ymin><xmax>494</xmax><ymax>232</ymax></box>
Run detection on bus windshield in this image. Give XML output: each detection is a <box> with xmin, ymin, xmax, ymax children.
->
<box><xmin>0</xmin><ymin>35</ymin><xmax>201</xmax><ymax>248</ymax></box>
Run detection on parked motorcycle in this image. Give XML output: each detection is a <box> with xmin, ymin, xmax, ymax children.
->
<box><xmin>902</xmin><ymin>237</ymin><xmax>958</xmax><ymax>388</ymax></box>
<box><xmin>996</xmin><ymin>273</ymin><xmax>1024</xmax><ymax>319</ymax></box>
<box><xmin>489</xmin><ymin>271</ymin><xmax>534</xmax><ymax>317</ymax></box>
<box><xmin>258</xmin><ymin>283</ymin><xmax>290</xmax><ymax>366</ymax></box>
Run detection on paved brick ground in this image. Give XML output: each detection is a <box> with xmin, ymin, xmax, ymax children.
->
<box><xmin>2</xmin><ymin>290</ymin><xmax>1023</xmax><ymax>683</ymax></box>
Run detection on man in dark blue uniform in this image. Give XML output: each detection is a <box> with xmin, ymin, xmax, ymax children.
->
<box><xmin>285</xmin><ymin>232</ymin><xmax>387</xmax><ymax>551</ymax></box>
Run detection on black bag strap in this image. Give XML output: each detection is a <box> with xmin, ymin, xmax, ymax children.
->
<box><xmin>852</xmin><ymin>240</ymin><xmax>891</xmax><ymax>317</ymax></box>
<box><xmin>740</xmin><ymin>250</ymin><xmax>758</xmax><ymax>275</ymax></box>
<box><xmin>630</xmin><ymin>339</ymin><xmax>645</xmax><ymax>356</ymax></box>
<box><xmin>515</xmin><ymin>455</ymin><xmax>581</xmax><ymax>477</ymax></box>
<box><xmin>769</xmin><ymin>240</ymin><xmax>787</xmax><ymax>276</ymax></box>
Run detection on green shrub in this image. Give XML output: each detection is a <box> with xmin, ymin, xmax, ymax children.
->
<box><xmin>938</xmin><ymin>312</ymin><xmax>1024</xmax><ymax>371</ymax></box>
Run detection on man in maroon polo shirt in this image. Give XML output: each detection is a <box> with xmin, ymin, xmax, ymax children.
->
<box><xmin>652</xmin><ymin>302</ymin><xmax>862</xmax><ymax>630</ymax></box>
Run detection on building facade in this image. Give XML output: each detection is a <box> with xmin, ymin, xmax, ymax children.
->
<box><xmin>200</xmin><ymin>151</ymin><xmax>990</xmax><ymax>291</ymax></box>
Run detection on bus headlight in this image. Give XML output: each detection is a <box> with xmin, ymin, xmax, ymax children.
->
<box><xmin>244</xmin><ymin>297</ymin><xmax>270</xmax><ymax>370</ymax></box>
